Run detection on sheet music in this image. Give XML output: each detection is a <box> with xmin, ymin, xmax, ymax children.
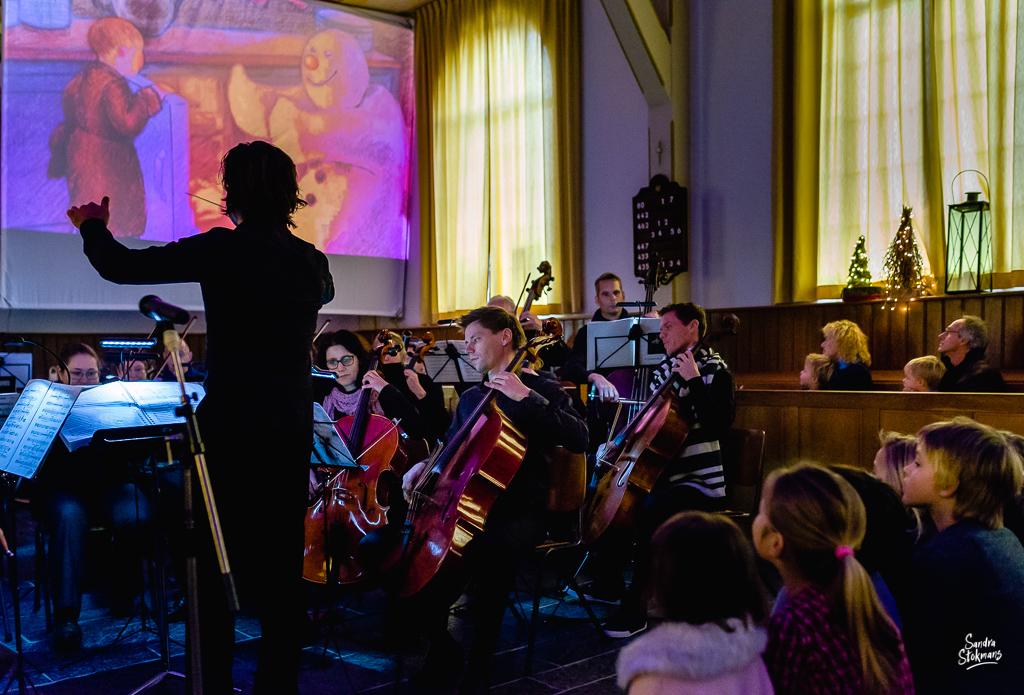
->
<box><xmin>311</xmin><ymin>402</ymin><xmax>357</xmax><ymax>468</ymax></box>
<box><xmin>587</xmin><ymin>317</ymin><xmax>664</xmax><ymax>371</ymax></box>
<box><xmin>0</xmin><ymin>380</ymin><xmax>84</xmax><ymax>479</ymax></box>
<box><xmin>422</xmin><ymin>341</ymin><xmax>485</xmax><ymax>383</ymax></box>
<box><xmin>60</xmin><ymin>381</ymin><xmax>206</xmax><ymax>451</ymax></box>
<box><xmin>0</xmin><ymin>393</ymin><xmax>20</xmax><ymax>428</ymax></box>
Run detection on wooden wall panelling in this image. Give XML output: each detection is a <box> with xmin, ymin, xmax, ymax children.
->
<box><xmin>962</xmin><ymin>296</ymin><xmax>983</xmax><ymax>320</ymax></box>
<box><xmin>1005</xmin><ymin>295</ymin><xmax>1023</xmax><ymax>370</ymax></box>
<box><xmin>905</xmin><ymin>299</ymin><xmax>924</xmax><ymax>366</ymax></box>
<box><xmin>777</xmin><ymin>309</ymin><xmax>795</xmax><ymax>373</ymax></box>
<box><xmin>747</xmin><ymin>308</ymin><xmax>765</xmax><ymax>373</ymax></box>
<box><xmin>890</xmin><ymin>304</ymin><xmax>908</xmax><ymax>369</ymax></box>
<box><xmin>923</xmin><ymin>299</ymin><xmax>943</xmax><ymax>360</ymax></box>
<box><xmin>792</xmin><ymin>308</ymin><xmax>809</xmax><ymax>373</ymax></box>
<box><xmin>878</xmin><ymin>408</ymin><xmax>962</xmax><ymax>436</ymax></box>
<box><xmin>971</xmin><ymin>411</ymin><xmax>1024</xmax><ymax>434</ymax></box>
<box><xmin>871</xmin><ymin>304</ymin><xmax>891</xmax><ymax>368</ymax></box>
<box><xmin>983</xmin><ymin>295</ymin><xmax>1005</xmax><ymax>369</ymax></box>
<box><xmin>797</xmin><ymin>407</ymin><xmax>865</xmax><ymax>470</ymax></box>
<box><xmin>765</xmin><ymin>308</ymin><xmax>780</xmax><ymax>373</ymax></box>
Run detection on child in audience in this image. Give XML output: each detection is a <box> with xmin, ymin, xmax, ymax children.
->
<box><xmin>901</xmin><ymin>356</ymin><xmax>944</xmax><ymax>392</ymax></box>
<box><xmin>820</xmin><ymin>320</ymin><xmax>873</xmax><ymax>390</ymax></box>
<box><xmin>616</xmin><ymin>511</ymin><xmax>773</xmax><ymax>695</ymax></box>
<box><xmin>901</xmin><ymin>417</ymin><xmax>1024</xmax><ymax>694</ymax></box>
<box><xmin>799</xmin><ymin>353</ymin><xmax>832</xmax><ymax>390</ymax></box>
<box><xmin>872</xmin><ymin>431</ymin><xmax>925</xmax><ymax>540</ymax></box>
<box><xmin>755</xmin><ymin>463</ymin><xmax>913</xmax><ymax>694</ymax></box>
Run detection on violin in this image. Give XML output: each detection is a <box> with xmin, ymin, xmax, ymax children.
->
<box><xmin>388</xmin><ymin>334</ymin><xmax>559</xmax><ymax>600</ymax></box>
<box><xmin>583</xmin><ymin>314</ymin><xmax>739</xmax><ymax>544</ymax></box>
<box><xmin>302</xmin><ymin>330</ymin><xmax>409</xmax><ymax>586</ymax></box>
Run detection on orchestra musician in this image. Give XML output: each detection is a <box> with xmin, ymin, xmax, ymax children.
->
<box><xmin>561</xmin><ymin>272</ymin><xmax>629</xmax><ymax>401</ymax></box>
<box><xmin>68</xmin><ymin>141</ymin><xmax>334</xmax><ymax>694</ymax></box>
<box><xmin>593</xmin><ymin>302</ymin><xmax>736</xmax><ymax>639</ymax></box>
<box><xmin>398</xmin><ymin>307</ymin><xmax>588</xmax><ymax>693</ymax></box>
<box><xmin>32</xmin><ymin>342</ymin><xmax>154</xmax><ymax>654</ymax></box>
<box><xmin>373</xmin><ymin>331</ymin><xmax>451</xmax><ymax>443</ymax></box>
<box><xmin>318</xmin><ymin>329</ymin><xmax>430</xmax><ymax>440</ymax></box>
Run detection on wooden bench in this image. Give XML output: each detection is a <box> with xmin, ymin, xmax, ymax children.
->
<box><xmin>733</xmin><ymin>390</ymin><xmax>1024</xmax><ymax>479</ymax></box>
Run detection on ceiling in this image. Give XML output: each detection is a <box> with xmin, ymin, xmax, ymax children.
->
<box><xmin>325</xmin><ymin>0</ymin><xmax>434</xmax><ymax>17</ymax></box>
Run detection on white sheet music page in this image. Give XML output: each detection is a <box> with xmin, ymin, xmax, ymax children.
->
<box><xmin>59</xmin><ymin>381</ymin><xmax>206</xmax><ymax>451</ymax></box>
<box><xmin>0</xmin><ymin>380</ymin><xmax>84</xmax><ymax>479</ymax></box>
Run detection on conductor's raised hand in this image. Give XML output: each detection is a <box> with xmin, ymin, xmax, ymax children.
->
<box><xmin>485</xmin><ymin>371</ymin><xmax>531</xmax><ymax>401</ymax></box>
<box><xmin>67</xmin><ymin>196</ymin><xmax>110</xmax><ymax>229</ymax></box>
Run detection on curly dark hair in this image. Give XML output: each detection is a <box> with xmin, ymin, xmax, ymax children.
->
<box><xmin>220</xmin><ymin>141</ymin><xmax>307</xmax><ymax>229</ymax></box>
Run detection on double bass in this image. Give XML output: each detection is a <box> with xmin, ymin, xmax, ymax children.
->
<box><xmin>583</xmin><ymin>314</ymin><xmax>739</xmax><ymax>544</ymax></box>
<box><xmin>390</xmin><ymin>334</ymin><xmax>559</xmax><ymax>600</ymax></box>
<box><xmin>303</xmin><ymin>330</ymin><xmax>409</xmax><ymax>585</ymax></box>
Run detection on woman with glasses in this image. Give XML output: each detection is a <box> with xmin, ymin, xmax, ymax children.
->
<box><xmin>317</xmin><ymin>329</ymin><xmax>428</xmax><ymax>440</ymax></box>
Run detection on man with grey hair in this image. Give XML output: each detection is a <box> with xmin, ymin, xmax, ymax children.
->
<box><xmin>937</xmin><ymin>315</ymin><xmax>1007</xmax><ymax>392</ymax></box>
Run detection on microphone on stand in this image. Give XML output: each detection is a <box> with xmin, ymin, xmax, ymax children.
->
<box><xmin>139</xmin><ymin>295</ymin><xmax>190</xmax><ymax>325</ymax></box>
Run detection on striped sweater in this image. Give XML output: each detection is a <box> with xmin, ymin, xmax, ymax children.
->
<box><xmin>649</xmin><ymin>347</ymin><xmax>735</xmax><ymax>498</ymax></box>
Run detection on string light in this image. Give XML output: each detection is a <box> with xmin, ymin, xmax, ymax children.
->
<box><xmin>882</xmin><ymin>205</ymin><xmax>928</xmax><ymax>311</ymax></box>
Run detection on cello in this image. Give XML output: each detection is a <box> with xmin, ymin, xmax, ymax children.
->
<box><xmin>390</xmin><ymin>334</ymin><xmax>559</xmax><ymax>600</ymax></box>
<box><xmin>583</xmin><ymin>314</ymin><xmax>739</xmax><ymax>544</ymax></box>
<box><xmin>303</xmin><ymin>330</ymin><xmax>409</xmax><ymax>585</ymax></box>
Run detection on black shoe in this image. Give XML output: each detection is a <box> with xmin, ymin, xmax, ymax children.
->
<box><xmin>411</xmin><ymin>631</ymin><xmax>463</xmax><ymax>687</ymax></box>
<box><xmin>567</xmin><ymin>580</ymin><xmax>622</xmax><ymax>605</ymax></box>
<box><xmin>167</xmin><ymin>596</ymin><xmax>186</xmax><ymax>623</ymax></box>
<box><xmin>602</xmin><ymin>609</ymin><xmax>647</xmax><ymax>639</ymax></box>
<box><xmin>54</xmin><ymin>621</ymin><xmax>82</xmax><ymax>654</ymax></box>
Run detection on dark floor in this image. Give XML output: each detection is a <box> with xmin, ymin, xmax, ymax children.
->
<box><xmin>0</xmin><ymin>506</ymin><xmax>631</xmax><ymax>694</ymax></box>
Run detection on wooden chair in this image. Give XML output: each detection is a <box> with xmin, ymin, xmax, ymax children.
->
<box><xmin>521</xmin><ymin>447</ymin><xmax>602</xmax><ymax>676</ymax></box>
<box><xmin>718</xmin><ymin>428</ymin><xmax>766</xmax><ymax>528</ymax></box>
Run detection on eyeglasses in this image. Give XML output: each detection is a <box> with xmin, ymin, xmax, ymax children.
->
<box><xmin>326</xmin><ymin>356</ymin><xmax>356</xmax><ymax>368</ymax></box>
<box><xmin>942</xmin><ymin>326</ymin><xmax>961</xmax><ymax>336</ymax></box>
<box><xmin>70</xmin><ymin>369</ymin><xmax>99</xmax><ymax>379</ymax></box>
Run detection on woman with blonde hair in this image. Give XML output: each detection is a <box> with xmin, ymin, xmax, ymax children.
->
<box><xmin>754</xmin><ymin>463</ymin><xmax>913</xmax><ymax>694</ymax></box>
<box><xmin>820</xmin><ymin>320</ymin><xmax>873</xmax><ymax>390</ymax></box>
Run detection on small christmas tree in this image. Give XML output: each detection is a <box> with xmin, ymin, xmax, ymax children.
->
<box><xmin>846</xmin><ymin>235</ymin><xmax>872</xmax><ymax>287</ymax></box>
<box><xmin>882</xmin><ymin>205</ymin><xmax>927</xmax><ymax>302</ymax></box>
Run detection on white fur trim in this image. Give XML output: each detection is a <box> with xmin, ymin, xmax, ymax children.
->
<box><xmin>616</xmin><ymin>618</ymin><xmax>768</xmax><ymax>690</ymax></box>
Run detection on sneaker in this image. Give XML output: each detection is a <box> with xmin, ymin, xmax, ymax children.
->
<box><xmin>54</xmin><ymin>621</ymin><xmax>82</xmax><ymax>654</ymax></box>
<box><xmin>602</xmin><ymin>611</ymin><xmax>647</xmax><ymax>639</ymax></box>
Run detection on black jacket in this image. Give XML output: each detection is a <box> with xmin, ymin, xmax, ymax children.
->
<box><xmin>939</xmin><ymin>348</ymin><xmax>1007</xmax><ymax>393</ymax></box>
<box><xmin>823</xmin><ymin>360</ymin><xmax>873</xmax><ymax>391</ymax></box>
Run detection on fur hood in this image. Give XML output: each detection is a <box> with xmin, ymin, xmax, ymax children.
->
<box><xmin>616</xmin><ymin>617</ymin><xmax>767</xmax><ymax>689</ymax></box>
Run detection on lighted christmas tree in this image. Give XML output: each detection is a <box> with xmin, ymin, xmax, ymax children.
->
<box><xmin>882</xmin><ymin>205</ymin><xmax>927</xmax><ymax>302</ymax></box>
<box><xmin>846</xmin><ymin>235</ymin><xmax>872</xmax><ymax>287</ymax></box>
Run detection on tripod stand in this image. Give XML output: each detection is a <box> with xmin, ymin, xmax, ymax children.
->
<box><xmin>1</xmin><ymin>475</ymin><xmax>43</xmax><ymax>695</ymax></box>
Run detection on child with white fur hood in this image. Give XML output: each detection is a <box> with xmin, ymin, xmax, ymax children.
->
<box><xmin>616</xmin><ymin>512</ymin><xmax>774</xmax><ymax>695</ymax></box>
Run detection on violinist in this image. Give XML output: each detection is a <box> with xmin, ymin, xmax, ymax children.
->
<box><xmin>399</xmin><ymin>307</ymin><xmax>588</xmax><ymax>693</ymax></box>
<box><xmin>318</xmin><ymin>330</ymin><xmax>429</xmax><ymax>440</ymax></box>
<box><xmin>155</xmin><ymin>338</ymin><xmax>205</xmax><ymax>382</ymax></box>
<box><xmin>594</xmin><ymin>302</ymin><xmax>735</xmax><ymax>639</ymax></box>
<box><xmin>373</xmin><ymin>331</ymin><xmax>450</xmax><ymax>443</ymax></box>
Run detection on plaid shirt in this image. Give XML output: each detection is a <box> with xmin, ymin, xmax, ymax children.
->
<box><xmin>765</xmin><ymin>585</ymin><xmax>914</xmax><ymax>695</ymax></box>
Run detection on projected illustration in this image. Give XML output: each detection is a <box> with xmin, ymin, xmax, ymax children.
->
<box><xmin>1</xmin><ymin>0</ymin><xmax>414</xmax><ymax>259</ymax></box>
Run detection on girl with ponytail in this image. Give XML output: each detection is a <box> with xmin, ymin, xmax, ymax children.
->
<box><xmin>754</xmin><ymin>463</ymin><xmax>913</xmax><ymax>694</ymax></box>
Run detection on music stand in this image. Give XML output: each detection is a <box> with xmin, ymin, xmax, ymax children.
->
<box><xmin>585</xmin><ymin>317</ymin><xmax>664</xmax><ymax>372</ymax></box>
<box><xmin>422</xmin><ymin>341</ymin><xmax>484</xmax><ymax>385</ymax></box>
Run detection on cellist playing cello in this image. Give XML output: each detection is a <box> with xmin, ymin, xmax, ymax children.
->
<box><xmin>590</xmin><ymin>302</ymin><xmax>735</xmax><ymax>639</ymax></box>
<box><xmin>398</xmin><ymin>307</ymin><xmax>588</xmax><ymax>694</ymax></box>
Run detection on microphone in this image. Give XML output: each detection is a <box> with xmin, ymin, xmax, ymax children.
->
<box><xmin>140</xmin><ymin>295</ymin><xmax>189</xmax><ymax>324</ymax></box>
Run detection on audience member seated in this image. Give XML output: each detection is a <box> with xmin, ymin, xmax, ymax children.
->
<box><xmin>872</xmin><ymin>431</ymin><xmax>926</xmax><ymax>539</ymax></box>
<box><xmin>755</xmin><ymin>463</ymin><xmax>913</xmax><ymax>695</ymax></box>
<box><xmin>33</xmin><ymin>342</ymin><xmax>154</xmax><ymax>654</ymax></box>
<box><xmin>616</xmin><ymin>512</ymin><xmax>773</xmax><ymax>695</ymax></box>
<box><xmin>799</xmin><ymin>352</ymin><xmax>833</xmax><ymax>390</ymax></box>
<box><xmin>937</xmin><ymin>315</ymin><xmax>1007</xmax><ymax>392</ymax></box>
<box><xmin>820</xmin><ymin>320</ymin><xmax>873</xmax><ymax>391</ymax></box>
<box><xmin>901</xmin><ymin>417</ymin><xmax>1024</xmax><ymax>694</ymax></box>
<box><xmin>902</xmin><ymin>355</ymin><xmax>944</xmax><ymax>392</ymax></box>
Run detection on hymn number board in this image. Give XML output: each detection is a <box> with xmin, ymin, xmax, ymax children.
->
<box><xmin>633</xmin><ymin>176</ymin><xmax>687</xmax><ymax>278</ymax></box>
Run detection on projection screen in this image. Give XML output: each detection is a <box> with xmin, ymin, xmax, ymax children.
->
<box><xmin>1</xmin><ymin>0</ymin><xmax>414</xmax><ymax>316</ymax></box>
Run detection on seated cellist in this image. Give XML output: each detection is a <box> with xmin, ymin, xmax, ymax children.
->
<box><xmin>398</xmin><ymin>307</ymin><xmax>588</xmax><ymax>693</ymax></box>
<box><xmin>593</xmin><ymin>302</ymin><xmax>736</xmax><ymax>639</ymax></box>
<box><xmin>317</xmin><ymin>329</ymin><xmax>429</xmax><ymax>440</ymax></box>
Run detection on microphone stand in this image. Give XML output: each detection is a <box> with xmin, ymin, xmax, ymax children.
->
<box><xmin>1</xmin><ymin>474</ymin><xmax>40</xmax><ymax>695</ymax></box>
<box><xmin>131</xmin><ymin>320</ymin><xmax>237</xmax><ymax>695</ymax></box>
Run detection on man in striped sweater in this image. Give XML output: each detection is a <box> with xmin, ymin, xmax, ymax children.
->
<box><xmin>597</xmin><ymin>302</ymin><xmax>736</xmax><ymax>638</ymax></box>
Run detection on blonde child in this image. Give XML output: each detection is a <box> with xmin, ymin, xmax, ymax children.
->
<box><xmin>617</xmin><ymin>511</ymin><xmax>773</xmax><ymax>695</ymax></box>
<box><xmin>901</xmin><ymin>417</ymin><xmax>1024</xmax><ymax>694</ymax></box>
<box><xmin>799</xmin><ymin>353</ymin><xmax>832</xmax><ymax>390</ymax></box>
<box><xmin>901</xmin><ymin>356</ymin><xmax>944</xmax><ymax>392</ymax></box>
<box><xmin>755</xmin><ymin>463</ymin><xmax>913</xmax><ymax>694</ymax></box>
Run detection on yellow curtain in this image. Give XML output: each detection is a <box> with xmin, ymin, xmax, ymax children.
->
<box><xmin>415</xmin><ymin>0</ymin><xmax>581</xmax><ymax>322</ymax></box>
<box><xmin>778</xmin><ymin>0</ymin><xmax>1022</xmax><ymax>300</ymax></box>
